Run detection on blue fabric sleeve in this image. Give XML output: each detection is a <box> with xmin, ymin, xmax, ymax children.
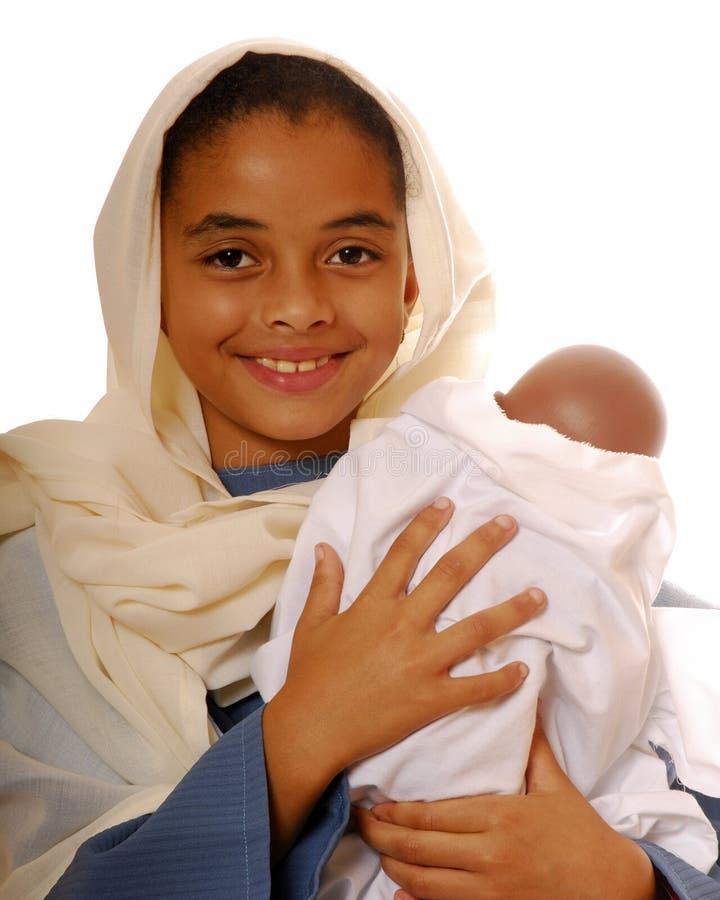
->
<box><xmin>30</xmin><ymin>701</ymin><xmax>720</xmax><ymax>900</ymax></box>
<box><xmin>46</xmin><ymin>704</ymin><xmax>272</xmax><ymax>899</ymax></box>
<box><xmin>654</xmin><ymin>581</ymin><xmax>714</xmax><ymax>610</ymax></box>
<box><xmin>272</xmin><ymin>772</ymin><xmax>350</xmax><ymax>899</ymax></box>
<box><xmin>638</xmin><ymin>841</ymin><xmax>720</xmax><ymax>900</ymax></box>
<box><xmin>44</xmin><ymin>696</ymin><xmax>349</xmax><ymax>900</ymax></box>
<box><xmin>215</xmin><ymin>693</ymin><xmax>351</xmax><ymax>898</ymax></box>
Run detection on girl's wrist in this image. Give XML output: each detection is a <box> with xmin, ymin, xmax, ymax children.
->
<box><xmin>264</xmin><ymin>687</ymin><xmax>344</xmax><ymax>786</ymax></box>
<box><xmin>262</xmin><ymin>688</ymin><xmax>344</xmax><ymax>861</ymax></box>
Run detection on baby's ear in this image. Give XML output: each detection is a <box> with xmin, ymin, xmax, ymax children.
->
<box><xmin>494</xmin><ymin>391</ymin><xmax>512</xmax><ymax>418</ymax></box>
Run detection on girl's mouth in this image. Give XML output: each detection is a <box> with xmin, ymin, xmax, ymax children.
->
<box><xmin>239</xmin><ymin>352</ymin><xmax>347</xmax><ymax>393</ymax></box>
<box><xmin>254</xmin><ymin>355</ymin><xmax>331</xmax><ymax>374</ymax></box>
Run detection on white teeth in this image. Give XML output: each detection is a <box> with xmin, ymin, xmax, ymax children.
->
<box><xmin>255</xmin><ymin>355</ymin><xmax>331</xmax><ymax>373</ymax></box>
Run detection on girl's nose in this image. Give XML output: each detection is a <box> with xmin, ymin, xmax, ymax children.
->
<box><xmin>261</xmin><ymin>265</ymin><xmax>335</xmax><ymax>332</ymax></box>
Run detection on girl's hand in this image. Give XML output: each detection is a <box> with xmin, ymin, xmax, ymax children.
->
<box><xmin>275</xmin><ymin>501</ymin><xmax>543</xmax><ymax>775</ymax></box>
<box><xmin>263</xmin><ymin>500</ymin><xmax>545</xmax><ymax>859</ymax></box>
<box><xmin>356</xmin><ymin>715</ymin><xmax>661</xmax><ymax>900</ymax></box>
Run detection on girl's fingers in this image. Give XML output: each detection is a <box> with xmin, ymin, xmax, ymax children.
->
<box><xmin>358</xmin><ymin>809</ymin><xmax>488</xmax><ymax>897</ymax></box>
<box><xmin>356</xmin><ymin>808</ymin><xmax>488</xmax><ymax>870</ymax></box>
<box><xmin>408</xmin><ymin>516</ymin><xmax>518</xmax><ymax>623</ymax></box>
<box><xmin>445</xmin><ymin>661</ymin><xmax>530</xmax><ymax>709</ymax></box>
<box><xmin>380</xmin><ymin>856</ymin><xmax>478</xmax><ymax>900</ymax></box>
<box><xmin>294</xmin><ymin>542</ymin><xmax>344</xmax><ymax>629</ymax></box>
<box><xmin>437</xmin><ymin>588</ymin><xmax>546</xmax><ymax>663</ymax></box>
<box><xmin>360</xmin><ymin>497</ymin><xmax>455</xmax><ymax>598</ymax></box>
<box><xmin>368</xmin><ymin>795</ymin><xmax>514</xmax><ymax>834</ymax></box>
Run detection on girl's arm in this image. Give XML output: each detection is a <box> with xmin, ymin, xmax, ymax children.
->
<box><xmin>357</xmin><ymin>717</ymin><xmax>717</xmax><ymax>900</ymax></box>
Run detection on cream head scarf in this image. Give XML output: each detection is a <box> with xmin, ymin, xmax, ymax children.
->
<box><xmin>0</xmin><ymin>36</ymin><xmax>493</xmax><ymax>871</ymax></box>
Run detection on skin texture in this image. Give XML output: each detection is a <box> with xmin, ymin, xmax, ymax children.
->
<box><xmin>160</xmin><ymin>110</ymin><xmax>662</xmax><ymax>893</ymax></box>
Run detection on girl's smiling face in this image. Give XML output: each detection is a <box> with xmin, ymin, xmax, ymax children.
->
<box><xmin>161</xmin><ymin>111</ymin><xmax>417</xmax><ymax>468</ymax></box>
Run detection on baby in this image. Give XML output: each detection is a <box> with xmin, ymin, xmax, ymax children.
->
<box><xmin>252</xmin><ymin>344</ymin><xmax>717</xmax><ymax>898</ymax></box>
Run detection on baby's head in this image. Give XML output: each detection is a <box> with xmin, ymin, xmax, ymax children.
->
<box><xmin>157</xmin><ymin>53</ymin><xmax>418</xmax><ymax>466</ymax></box>
<box><xmin>495</xmin><ymin>344</ymin><xmax>667</xmax><ymax>456</ymax></box>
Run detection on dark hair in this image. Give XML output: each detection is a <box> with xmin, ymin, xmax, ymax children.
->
<box><xmin>161</xmin><ymin>52</ymin><xmax>407</xmax><ymax>207</ymax></box>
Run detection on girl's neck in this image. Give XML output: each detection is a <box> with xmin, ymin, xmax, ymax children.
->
<box><xmin>203</xmin><ymin>399</ymin><xmax>354</xmax><ymax>469</ymax></box>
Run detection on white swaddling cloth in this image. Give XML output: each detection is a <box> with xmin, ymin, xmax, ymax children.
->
<box><xmin>252</xmin><ymin>377</ymin><xmax>718</xmax><ymax>898</ymax></box>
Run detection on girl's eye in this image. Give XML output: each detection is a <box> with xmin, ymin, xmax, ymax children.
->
<box><xmin>204</xmin><ymin>248</ymin><xmax>257</xmax><ymax>270</ymax></box>
<box><xmin>327</xmin><ymin>246</ymin><xmax>380</xmax><ymax>266</ymax></box>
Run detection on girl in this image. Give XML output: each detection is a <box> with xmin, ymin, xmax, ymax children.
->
<box><xmin>0</xmin><ymin>39</ymin><xmax>716</xmax><ymax>899</ymax></box>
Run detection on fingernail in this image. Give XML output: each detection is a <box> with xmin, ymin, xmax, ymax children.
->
<box><xmin>494</xmin><ymin>514</ymin><xmax>515</xmax><ymax>530</ymax></box>
<box><xmin>517</xmin><ymin>662</ymin><xmax>529</xmax><ymax>679</ymax></box>
<box><xmin>314</xmin><ymin>543</ymin><xmax>325</xmax><ymax>563</ymax></box>
<box><xmin>528</xmin><ymin>588</ymin><xmax>546</xmax><ymax>607</ymax></box>
<box><xmin>432</xmin><ymin>496</ymin><xmax>452</xmax><ymax>510</ymax></box>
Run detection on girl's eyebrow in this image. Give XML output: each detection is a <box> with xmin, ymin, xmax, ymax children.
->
<box><xmin>182</xmin><ymin>209</ymin><xmax>396</xmax><ymax>241</ymax></box>
<box><xmin>322</xmin><ymin>211</ymin><xmax>396</xmax><ymax>231</ymax></box>
<box><xmin>183</xmin><ymin>213</ymin><xmax>268</xmax><ymax>239</ymax></box>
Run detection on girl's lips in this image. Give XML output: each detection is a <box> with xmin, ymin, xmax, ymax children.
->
<box><xmin>254</xmin><ymin>355</ymin><xmax>330</xmax><ymax>374</ymax></box>
<box><xmin>238</xmin><ymin>353</ymin><xmax>345</xmax><ymax>393</ymax></box>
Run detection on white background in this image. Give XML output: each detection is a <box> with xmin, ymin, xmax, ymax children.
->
<box><xmin>1</xmin><ymin>1</ymin><xmax>718</xmax><ymax>601</ymax></box>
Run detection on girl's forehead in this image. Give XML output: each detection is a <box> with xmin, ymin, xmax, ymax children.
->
<box><xmin>181</xmin><ymin>109</ymin><xmax>391</xmax><ymax>175</ymax></box>
<box><xmin>164</xmin><ymin>112</ymin><xmax>406</xmax><ymax>227</ymax></box>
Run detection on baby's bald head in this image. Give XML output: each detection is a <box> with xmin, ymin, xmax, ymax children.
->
<box><xmin>495</xmin><ymin>345</ymin><xmax>666</xmax><ymax>457</ymax></box>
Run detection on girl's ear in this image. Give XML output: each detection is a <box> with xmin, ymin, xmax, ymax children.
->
<box><xmin>403</xmin><ymin>259</ymin><xmax>419</xmax><ymax>325</ymax></box>
<box><xmin>160</xmin><ymin>302</ymin><xmax>168</xmax><ymax>335</ymax></box>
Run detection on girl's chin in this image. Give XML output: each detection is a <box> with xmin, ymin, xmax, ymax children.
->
<box><xmin>200</xmin><ymin>385</ymin><xmax>360</xmax><ymax>462</ymax></box>
<box><xmin>261</xmin><ymin>418</ymin><xmax>353</xmax><ymax>449</ymax></box>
